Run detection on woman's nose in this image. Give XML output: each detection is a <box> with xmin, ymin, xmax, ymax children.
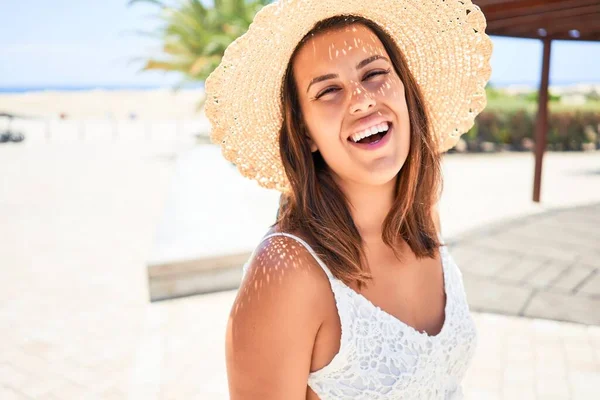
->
<box><xmin>349</xmin><ymin>85</ymin><xmax>376</xmax><ymax>114</ymax></box>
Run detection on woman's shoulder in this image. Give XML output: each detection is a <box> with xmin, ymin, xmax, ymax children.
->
<box><xmin>259</xmin><ymin>224</ymin><xmax>318</xmax><ymax>259</ymax></box>
<box><xmin>239</xmin><ymin>225</ymin><xmax>333</xmax><ymax>313</ymax></box>
<box><xmin>248</xmin><ymin>225</ymin><xmax>328</xmax><ymax>282</ymax></box>
<box><xmin>226</xmin><ymin>226</ymin><xmax>332</xmax><ymax>396</ymax></box>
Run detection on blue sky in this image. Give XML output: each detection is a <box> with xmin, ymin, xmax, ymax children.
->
<box><xmin>1</xmin><ymin>0</ymin><xmax>599</xmax><ymax>88</ymax></box>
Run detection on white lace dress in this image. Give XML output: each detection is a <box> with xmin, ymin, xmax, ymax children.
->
<box><xmin>242</xmin><ymin>232</ymin><xmax>478</xmax><ymax>400</ymax></box>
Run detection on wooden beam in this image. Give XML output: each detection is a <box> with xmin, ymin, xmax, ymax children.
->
<box><xmin>489</xmin><ymin>31</ymin><xmax>600</xmax><ymax>41</ymax></box>
<box><xmin>524</xmin><ymin>11</ymin><xmax>600</xmax><ymax>32</ymax></box>
<box><xmin>548</xmin><ymin>32</ymin><xmax>600</xmax><ymax>41</ymax></box>
<box><xmin>533</xmin><ymin>38</ymin><xmax>552</xmax><ymax>203</ymax></box>
<box><xmin>494</xmin><ymin>12</ymin><xmax>600</xmax><ymax>36</ymax></box>
<box><xmin>477</xmin><ymin>0</ymin><xmax>597</xmax><ymax>20</ymax></box>
<box><xmin>486</xmin><ymin>3</ymin><xmax>600</xmax><ymax>31</ymax></box>
<box><xmin>543</xmin><ymin>14</ymin><xmax>600</xmax><ymax>36</ymax></box>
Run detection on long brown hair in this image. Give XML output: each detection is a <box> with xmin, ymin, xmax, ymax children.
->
<box><xmin>275</xmin><ymin>15</ymin><xmax>444</xmax><ymax>290</ymax></box>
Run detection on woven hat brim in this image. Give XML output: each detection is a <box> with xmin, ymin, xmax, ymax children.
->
<box><xmin>205</xmin><ymin>0</ymin><xmax>493</xmax><ymax>192</ymax></box>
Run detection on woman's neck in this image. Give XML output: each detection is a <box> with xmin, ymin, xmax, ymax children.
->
<box><xmin>337</xmin><ymin>177</ymin><xmax>396</xmax><ymax>242</ymax></box>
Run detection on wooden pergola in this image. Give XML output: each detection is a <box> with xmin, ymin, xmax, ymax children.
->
<box><xmin>475</xmin><ymin>0</ymin><xmax>600</xmax><ymax>202</ymax></box>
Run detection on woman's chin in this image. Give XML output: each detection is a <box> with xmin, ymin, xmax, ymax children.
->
<box><xmin>342</xmin><ymin>166</ymin><xmax>403</xmax><ymax>188</ymax></box>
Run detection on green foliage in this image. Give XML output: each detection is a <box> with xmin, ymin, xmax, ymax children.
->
<box><xmin>484</xmin><ymin>82</ymin><xmax>503</xmax><ymax>100</ymax></box>
<box><xmin>469</xmin><ymin>108</ymin><xmax>600</xmax><ymax>151</ymax></box>
<box><xmin>586</xmin><ymin>90</ymin><xmax>600</xmax><ymax>102</ymax></box>
<box><xmin>129</xmin><ymin>0</ymin><xmax>271</xmax><ymax>88</ymax></box>
<box><xmin>486</xmin><ymin>95</ymin><xmax>600</xmax><ymax>113</ymax></box>
<box><xmin>467</xmin><ymin>88</ymin><xmax>600</xmax><ymax>151</ymax></box>
<box><xmin>524</xmin><ymin>91</ymin><xmax>562</xmax><ymax>103</ymax></box>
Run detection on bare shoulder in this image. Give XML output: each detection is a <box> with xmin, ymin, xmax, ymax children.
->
<box><xmin>225</xmin><ymin>230</ymin><xmax>331</xmax><ymax>399</ymax></box>
<box><xmin>241</xmin><ymin>232</ymin><xmax>329</xmax><ymax>296</ymax></box>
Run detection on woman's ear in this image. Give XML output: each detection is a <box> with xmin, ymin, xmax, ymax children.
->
<box><xmin>306</xmin><ymin>135</ymin><xmax>318</xmax><ymax>153</ymax></box>
<box><xmin>300</xmin><ymin>120</ymin><xmax>318</xmax><ymax>152</ymax></box>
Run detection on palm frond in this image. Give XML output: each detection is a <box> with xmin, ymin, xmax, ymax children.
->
<box><xmin>130</xmin><ymin>0</ymin><xmax>273</xmax><ymax>82</ymax></box>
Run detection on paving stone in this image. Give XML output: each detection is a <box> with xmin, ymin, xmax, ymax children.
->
<box><xmin>527</xmin><ymin>260</ymin><xmax>571</xmax><ymax>289</ymax></box>
<box><xmin>458</xmin><ymin>250</ymin><xmax>517</xmax><ymax>278</ymax></box>
<box><xmin>505</xmin><ymin>224</ymin><xmax>584</xmax><ymax>249</ymax></box>
<box><xmin>500</xmin><ymin>256</ymin><xmax>547</xmax><ymax>284</ymax></box>
<box><xmin>524</xmin><ymin>291</ymin><xmax>600</xmax><ymax>325</ymax></box>
<box><xmin>98</xmin><ymin>388</ymin><xmax>127</xmax><ymax>400</ymax></box>
<box><xmin>445</xmin><ymin>246</ymin><xmax>484</xmax><ymax>274</ymax></box>
<box><xmin>558</xmin><ymin>322</ymin><xmax>591</xmax><ymax>341</ymax></box>
<box><xmin>462</xmin><ymin>365</ymin><xmax>503</xmax><ymax>392</ymax></box>
<box><xmin>502</xmin><ymin>385</ymin><xmax>536</xmax><ymax>400</ymax></box>
<box><xmin>452</xmin><ymin>199</ymin><xmax>600</xmax><ymax>326</ymax></box>
<box><xmin>0</xmin><ymin>364</ymin><xmax>28</xmax><ymax>390</ymax></box>
<box><xmin>476</xmin><ymin>235</ymin><xmax>580</xmax><ymax>264</ymax></box>
<box><xmin>505</xmin><ymin>343</ymin><xmax>534</xmax><ymax>364</ymax></box>
<box><xmin>568</xmin><ymin>370</ymin><xmax>600</xmax><ymax>400</ymax></box>
<box><xmin>559</xmin><ymin>208</ymin><xmax>600</xmax><ymax>225</ymax></box>
<box><xmin>577</xmin><ymin>270</ymin><xmax>600</xmax><ymax>297</ymax></box>
<box><xmin>20</xmin><ymin>376</ymin><xmax>63</xmax><ymax>399</ymax></box>
<box><xmin>564</xmin><ymin>340</ymin><xmax>599</xmax><ymax>373</ymax></box>
<box><xmin>463</xmin><ymin>272</ymin><xmax>532</xmax><ymax>315</ymax></box>
<box><xmin>538</xmin><ymin>228</ymin><xmax>599</xmax><ymax>254</ymax></box>
<box><xmin>551</xmin><ymin>264</ymin><xmax>596</xmax><ymax>293</ymax></box>
<box><xmin>0</xmin><ymin>387</ymin><xmax>24</xmax><ymax>400</ymax></box>
<box><xmin>468</xmin><ymin>236</ymin><xmax>525</xmax><ymax>255</ymax></box>
<box><xmin>535</xmin><ymin>374</ymin><xmax>571</xmax><ymax>399</ymax></box>
<box><xmin>502</xmin><ymin>365</ymin><xmax>535</xmax><ymax>388</ymax></box>
<box><xmin>534</xmin><ymin>344</ymin><xmax>567</xmax><ymax>375</ymax></box>
<box><xmin>579</xmin><ymin>251</ymin><xmax>600</xmax><ymax>270</ymax></box>
<box><xmin>528</xmin><ymin>243</ymin><xmax>581</xmax><ymax>264</ymax></box>
<box><xmin>49</xmin><ymin>380</ymin><xmax>94</xmax><ymax>399</ymax></box>
<box><xmin>543</xmin><ymin>218</ymin><xmax>596</xmax><ymax>238</ymax></box>
<box><xmin>464</xmin><ymin>389</ymin><xmax>502</xmax><ymax>400</ymax></box>
<box><xmin>588</xmin><ymin>326</ymin><xmax>600</xmax><ymax>354</ymax></box>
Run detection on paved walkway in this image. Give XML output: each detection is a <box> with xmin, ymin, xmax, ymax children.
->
<box><xmin>449</xmin><ymin>202</ymin><xmax>600</xmax><ymax>326</ymax></box>
<box><xmin>0</xmin><ymin>139</ymin><xmax>599</xmax><ymax>399</ymax></box>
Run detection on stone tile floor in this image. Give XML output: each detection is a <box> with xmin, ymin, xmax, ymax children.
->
<box><xmin>0</xmin><ymin>141</ymin><xmax>599</xmax><ymax>399</ymax></box>
<box><xmin>447</xmin><ymin>203</ymin><xmax>600</xmax><ymax>326</ymax></box>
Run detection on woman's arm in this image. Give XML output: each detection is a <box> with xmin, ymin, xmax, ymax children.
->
<box><xmin>225</xmin><ymin>235</ymin><xmax>325</xmax><ymax>399</ymax></box>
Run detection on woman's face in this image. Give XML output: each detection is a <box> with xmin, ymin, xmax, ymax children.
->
<box><xmin>292</xmin><ymin>23</ymin><xmax>411</xmax><ymax>189</ymax></box>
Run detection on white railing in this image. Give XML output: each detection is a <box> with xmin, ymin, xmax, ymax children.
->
<box><xmin>0</xmin><ymin>115</ymin><xmax>211</xmax><ymax>144</ymax></box>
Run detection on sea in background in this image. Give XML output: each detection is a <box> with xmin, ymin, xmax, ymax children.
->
<box><xmin>0</xmin><ymin>83</ymin><xmax>205</xmax><ymax>94</ymax></box>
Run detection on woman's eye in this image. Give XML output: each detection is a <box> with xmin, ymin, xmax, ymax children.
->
<box><xmin>314</xmin><ymin>69</ymin><xmax>391</xmax><ymax>100</ymax></box>
<box><xmin>316</xmin><ymin>87</ymin><xmax>340</xmax><ymax>99</ymax></box>
<box><xmin>364</xmin><ymin>69</ymin><xmax>391</xmax><ymax>80</ymax></box>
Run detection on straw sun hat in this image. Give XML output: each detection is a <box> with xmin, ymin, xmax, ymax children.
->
<box><xmin>205</xmin><ymin>0</ymin><xmax>493</xmax><ymax>192</ymax></box>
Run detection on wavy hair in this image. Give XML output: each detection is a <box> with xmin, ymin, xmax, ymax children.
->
<box><xmin>274</xmin><ymin>15</ymin><xmax>444</xmax><ymax>290</ymax></box>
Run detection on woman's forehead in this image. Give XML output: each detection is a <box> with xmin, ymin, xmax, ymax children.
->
<box><xmin>295</xmin><ymin>23</ymin><xmax>387</xmax><ymax>66</ymax></box>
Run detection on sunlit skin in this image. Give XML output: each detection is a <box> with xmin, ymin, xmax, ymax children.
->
<box><xmin>226</xmin><ymin>23</ymin><xmax>445</xmax><ymax>400</ymax></box>
<box><xmin>293</xmin><ymin>23</ymin><xmax>411</xmax><ymax>241</ymax></box>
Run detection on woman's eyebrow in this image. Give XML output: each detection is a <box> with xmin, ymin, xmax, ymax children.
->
<box><xmin>356</xmin><ymin>54</ymin><xmax>389</xmax><ymax>70</ymax></box>
<box><xmin>306</xmin><ymin>73</ymin><xmax>338</xmax><ymax>93</ymax></box>
<box><xmin>306</xmin><ymin>55</ymin><xmax>390</xmax><ymax>93</ymax></box>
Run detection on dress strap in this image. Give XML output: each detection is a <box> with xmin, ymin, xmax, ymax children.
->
<box><xmin>258</xmin><ymin>232</ymin><xmax>335</xmax><ymax>280</ymax></box>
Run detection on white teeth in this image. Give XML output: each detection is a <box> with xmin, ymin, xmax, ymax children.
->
<box><xmin>350</xmin><ymin>122</ymin><xmax>390</xmax><ymax>143</ymax></box>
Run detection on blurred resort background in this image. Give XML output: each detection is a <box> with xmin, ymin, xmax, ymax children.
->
<box><xmin>1</xmin><ymin>1</ymin><xmax>599</xmax><ymax>399</ymax></box>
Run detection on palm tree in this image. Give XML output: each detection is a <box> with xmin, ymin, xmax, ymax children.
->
<box><xmin>129</xmin><ymin>0</ymin><xmax>271</xmax><ymax>92</ymax></box>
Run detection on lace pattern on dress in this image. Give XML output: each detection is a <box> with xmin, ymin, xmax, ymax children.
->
<box><xmin>242</xmin><ymin>232</ymin><xmax>478</xmax><ymax>400</ymax></box>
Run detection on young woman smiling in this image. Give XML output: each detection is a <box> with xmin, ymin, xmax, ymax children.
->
<box><xmin>205</xmin><ymin>1</ymin><xmax>492</xmax><ymax>398</ymax></box>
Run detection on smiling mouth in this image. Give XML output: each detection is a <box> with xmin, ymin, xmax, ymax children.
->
<box><xmin>348</xmin><ymin>123</ymin><xmax>392</xmax><ymax>145</ymax></box>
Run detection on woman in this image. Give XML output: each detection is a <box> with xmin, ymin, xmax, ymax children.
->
<box><xmin>205</xmin><ymin>1</ymin><xmax>492</xmax><ymax>398</ymax></box>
